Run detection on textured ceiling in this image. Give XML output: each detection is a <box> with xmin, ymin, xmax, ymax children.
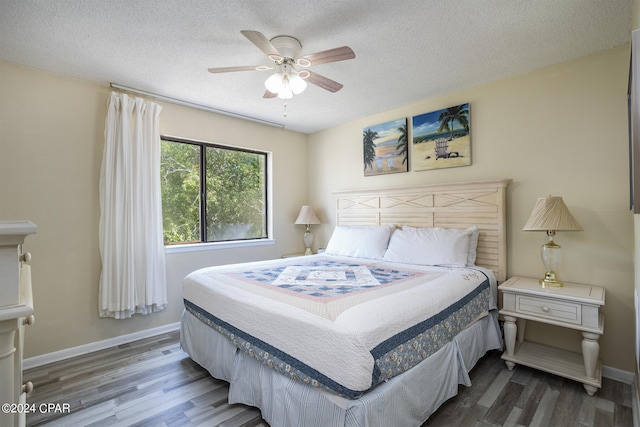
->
<box><xmin>0</xmin><ymin>0</ymin><xmax>633</xmax><ymax>134</ymax></box>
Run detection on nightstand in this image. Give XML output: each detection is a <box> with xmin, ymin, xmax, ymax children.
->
<box><xmin>498</xmin><ymin>276</ymin><xmax>605</xmax><ymax>395</ymax></box>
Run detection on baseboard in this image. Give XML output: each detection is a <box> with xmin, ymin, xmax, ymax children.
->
<box><xmin>23</xmin><ymin>321</ymin><xmax>181</xmax><ymax>370</ymax></box>
<box><xmin>603</xmin><ymin>364</ymin><xmax>635</xmax><ymax>384</ymax></box>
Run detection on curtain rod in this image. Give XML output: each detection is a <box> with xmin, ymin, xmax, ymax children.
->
<box><xmin>109</xmin><ymin>83</ymin><xmax>286</xmax><ymax>129</ymax></box>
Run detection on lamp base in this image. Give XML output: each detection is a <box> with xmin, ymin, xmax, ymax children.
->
<box><xmin>303</xmin><ymin>229</ymin><xmax>313</xmax><ymax>256</ymax></box>
<box><xmin>539</xmin><ymin>234</ymin><xmax>563</xmax><ymax>287</ymax></box>
<box><xmin>539</xmin><ymin>271</ymin><xmax>563</xmax><ymax>287</ymax></box>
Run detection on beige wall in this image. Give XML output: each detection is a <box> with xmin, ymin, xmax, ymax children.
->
<box><xmin>0</xmin><ymin>61</ymin><xmax>308</xmax><ymax>358</ymax></box>
<box><xmin>308</xmin><ymin>46</ymin><xmax>635</xmax><ymax>372</ymax></box>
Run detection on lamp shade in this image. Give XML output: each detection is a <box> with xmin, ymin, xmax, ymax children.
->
<box><xmin>522</xmin><ymin>196</ymin><xmax>582</xmax><ymax>232</ymax></box>
<box><xmin>265</xmin><ymin>72</ymin><xmax>284</xmax><ymax>93</ymax></box>
<box><xmin>295</xmin><ymin>206</ymin><xmax>321</xmax><ymax>225</ymax></box>
<box><xmin>289</xmin><ymin>74</ymin><xmax>307</xmax><ymax>94</ymax></box>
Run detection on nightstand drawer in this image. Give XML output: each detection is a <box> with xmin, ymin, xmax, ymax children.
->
<box><xmin>516</xmin><ymin>295</ymin><xmax>581</xmax><ymax>324</ymax></box>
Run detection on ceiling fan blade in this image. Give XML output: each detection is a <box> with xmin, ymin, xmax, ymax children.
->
<box><xmin>298</xmin><ymin>46</ymin><xmax>355</xmax><ymax>67</ymax></box>
<box><xmin>263</xmin><ymin>90</ymin><xmax>277</xmax><ymax>99</ymax></box>
<box><xmin>208</xmin><ymin>65</ymin><xmax>264</xmax><ymax>73</ymax></box>
<box><xmin>241</xmin><ymin>30</ymin><xmax>281</xmax><ymax>58</ymax></box>
<box><xmin>303</xmin><ymin>70</ymin><xmax>344</xmax><ymax>92</ymax></box>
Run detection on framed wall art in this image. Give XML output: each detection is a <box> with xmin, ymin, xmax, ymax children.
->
<box><xmin>363</xmin><ymin>118</ymin><xmax>408</xmax><ymax>176</ymax></box>
<box><xmin>411</xmin><ymin>103</ymin><xmax>470</xmax><ymax>171</ymax></box>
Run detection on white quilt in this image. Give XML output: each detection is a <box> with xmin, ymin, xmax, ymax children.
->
<box><xmin>182</xmin><ymin>254</ymin><xmax>497</xmax><ymax>398</ymax></box>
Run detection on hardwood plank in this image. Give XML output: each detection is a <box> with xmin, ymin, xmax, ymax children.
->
<box><xmin>484</xmin><ymin>381</ymin><xmax>524</xmax><ymax>425</ymax></box>
<box><xmin>515</xmin><ymin>376</ymin><xmax>547</xmax><ymax>426</ymax></box>
<box><xmin>502</xmin><ymin>407</ymin><xmax>525</xmax><ymax>427</ymax></box>
<box><xmin>477</xmin><ymin>368</ymin><xmax>515</xmax><ymax>408</ymax></box>
<box><xmin>614</xmin><ymin>402</ymin><xmax>634</xmax><ymax>427</ymax></box>
<box><xmin>528</xmin><ymin>386</ymin><xmax>560</xmax><ymax>427</ymax></box>
<box><xmin>547</xmin><ymin>379</ymin><xmax>584</xmax><ymax>427</ymax></box>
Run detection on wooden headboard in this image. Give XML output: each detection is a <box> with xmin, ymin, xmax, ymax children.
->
<box><xmin>334</xmin><ymin>179</ymin><xmax>511</xmax><ymax>282</ymax></box>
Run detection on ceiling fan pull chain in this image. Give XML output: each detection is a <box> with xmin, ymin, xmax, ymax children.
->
<box><xmin>283</xmin><ymin>99</ymin><xmax>287</xmax><ymax>117</ymax></box>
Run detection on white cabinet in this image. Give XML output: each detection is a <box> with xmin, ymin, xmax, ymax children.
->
<box><xmin>0</xmin><ymin>221</ymin><xmax>36</xmax><ymax>427</ymax></box>
<box><xmin>499</xmin><ymin>276</ymin><xmax>605</xmax><ymax>395</ymax></box>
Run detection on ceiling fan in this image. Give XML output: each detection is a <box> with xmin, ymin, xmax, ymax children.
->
<box><xmin>208</xmin><ymin>30</ymin><xmax>355</xmax><ymax>99</ymax></box>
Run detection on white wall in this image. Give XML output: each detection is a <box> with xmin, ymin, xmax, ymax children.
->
<box><xmin>0</xmin><ymin>61</ymin><xmax>309</xmax><ymax>358</ymax></box>
<box><xmin>308</xmin><ymin>46</ymin><xmax>635</xmax><ymax>371</ymax></box>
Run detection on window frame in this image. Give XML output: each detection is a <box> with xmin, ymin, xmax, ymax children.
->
<box><xmin>160</xmin><ymin>135</ymin><xmax>272</xmax><ymax>251</ymax></box>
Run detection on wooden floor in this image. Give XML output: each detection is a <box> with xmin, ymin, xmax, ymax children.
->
<box><xmin>24</xmin><ymin>330</ymin><xmax>634</xmax><ymax>427</ymax></box>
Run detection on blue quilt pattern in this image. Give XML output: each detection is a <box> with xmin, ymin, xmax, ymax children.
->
<box><xmin>235</xmin><ymin>260</ymin><xmax>419</xmax><ymax>298</ymax></box>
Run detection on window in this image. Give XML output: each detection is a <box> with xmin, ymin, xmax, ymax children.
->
<box><xmin>160</xmin><ymin>136</ymin><xmax>268</xmax><ymax>245</ymax></box>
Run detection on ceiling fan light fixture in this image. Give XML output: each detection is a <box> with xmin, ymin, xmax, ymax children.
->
<box><xmin>265</xmin><ymin>65</ymin><xmax>307</xmax><ymax>99</ymax></box>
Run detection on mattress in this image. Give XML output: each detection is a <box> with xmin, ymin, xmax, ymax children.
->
<box><xmin>183</xmin><ymin>254</ymin><xmax>497</xmax><ymax>398</ymax></box>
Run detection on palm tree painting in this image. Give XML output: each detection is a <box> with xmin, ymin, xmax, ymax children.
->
<box><xmin>363</xmin><ymin>118</ymin><xmax>408</xmax><ymax>176</ymax></box>
<box><xmin>411</xmin><ymin>103</ymin><xmax>471</xmax><ymax>171</ymax></box>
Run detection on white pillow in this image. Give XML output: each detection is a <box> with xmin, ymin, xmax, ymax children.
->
<box><xmin>466</xmin><ymin>226</ymin><xmax>479</xmax><ymax>266</ymax></box>
<box><xmin>383</xmin><ymin>226</ymin><xmax>473</xmax><ymax>267</ymax></box>
<box><xmin>324</xmin><ymin>225</ymin><xmax>394</xmax><ymax>260</ymax></box>
<box><xmin>402</xmin><ymin>225</ymin><xmax>479</xmax><ymax>266</ymax></box>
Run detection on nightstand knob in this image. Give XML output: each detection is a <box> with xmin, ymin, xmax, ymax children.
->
<box><xmin>542</xmin><ymin>306</ymin><xmax>550</xmax><ymax>313</ymax></box>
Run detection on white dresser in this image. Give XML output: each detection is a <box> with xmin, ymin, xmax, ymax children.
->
<box><xmin>0</xmin><ymin>221</ymin><xmax>36</xmax><ymax>427</ymax></box>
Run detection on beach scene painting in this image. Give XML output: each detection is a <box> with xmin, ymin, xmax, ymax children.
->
<box><xmin>363</xmin><ymin>118</ymin><xmax>408</xmax><ymax>176</ymax></box>
<box><xmin>412</xmin><ymin>103</ymin><xmax>470</xmax><ymax>171</ymax></box>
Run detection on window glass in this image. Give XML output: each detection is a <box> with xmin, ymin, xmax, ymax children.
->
<box><xmin>204</xmin><ymin>145</ymin><xmax>267</xmax><ymax>241</ymax></box>
<box><xmin>160</xmin><ymin>140</ymin><xmax>200</xmax><ymax>243</ymax></box>
<box><xmin>160</xmin><ymin>137</ymin><xmax>268</xmax><ymax>244</ymax></box>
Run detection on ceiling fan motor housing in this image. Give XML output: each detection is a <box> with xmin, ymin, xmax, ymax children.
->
<box><xmin>269</xmin><ymin>35</ymin><xmax>302</xmax><ymax>62</ymax></box>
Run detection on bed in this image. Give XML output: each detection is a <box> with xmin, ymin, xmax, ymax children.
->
<box><xmin>181</xmin><ymin>179</ymin><xmax>511</xmax><ymax>426</ymax></box>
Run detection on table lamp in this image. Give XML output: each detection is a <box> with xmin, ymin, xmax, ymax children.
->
<box><xmin>294</xmin><ymin>205</ymin><xmax>321</xmax><ymax>255</ymax></box>
<box><xmin>522</xmin><ymin>196</ymin><xmax>583</xmax><ymax>287</ymax></box>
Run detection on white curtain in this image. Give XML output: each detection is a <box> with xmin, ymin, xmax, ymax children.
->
<box><xmin>99</xmin><ymin>92</ymin><xmax>167</xmax><ymax>319</ymax></box>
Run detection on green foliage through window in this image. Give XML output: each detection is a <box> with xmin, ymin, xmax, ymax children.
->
<box><xmin>160</xmin><ymin>137</ymin><xmax>268</xmax><ymax>244</ymax></box>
